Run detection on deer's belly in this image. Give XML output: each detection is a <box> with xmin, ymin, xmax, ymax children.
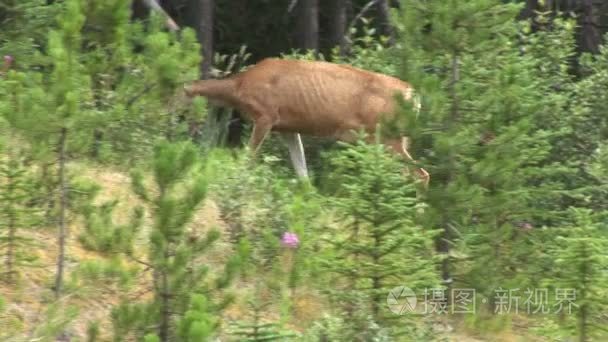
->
<box><xmin>272</xmin><ymin>115</ymin><xmax>370</xmax><ymax>138</ymax></box>
<box><xmin>272</xmin><ymin>122</ymin><xmax>335</xmax><ymax>137</ymax></box>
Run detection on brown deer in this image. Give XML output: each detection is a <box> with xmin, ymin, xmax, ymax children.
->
<box><xmin>184</xmin><ymin>58</ymin><xmax>429</xmax><ymax>186</ymax></box>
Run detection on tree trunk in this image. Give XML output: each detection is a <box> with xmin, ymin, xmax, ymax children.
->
<box><xmin>449</xmin><ymin>54</ymin><xmax>460</xmax><ymax>123</ymax></box>
<box><xmin>376</xmin><ymin>0</ymin><xmax>395</xmax><ymax>45</ymax></box>
<box><xmin>131</xmin><ymin>0</ymin><xmax>149</xmax><ymax>20</ymax></box>
<box><xmin>371</xmin><ymin>232</ymin><xmax>381</xmax><ymax>321</ymax></box>
<box><xmin>91</xmin><ymin>129</ymin><xmax>103</xmax><ymax>159</ymax></box>
<box><xmin>518</xmin><ymin>0</ymin><xmax>605</xmax><ymax>56</ymax></box>
<box><xmin>518</xmin><ymin>0</ymin><xmax>538</xmax><ymax>20</ymax></box>
<box><xmin>437</xmin><ymin>53</ymin><xmax>461</xmax><ymax>300</ymax></box>
<box><xmin>41</xmin><ymin>162</ymin><xmax>56</xmax><ymax>225</ymax></box>
<box><xmin>185</xmin><ymin>0</ymin><xmax>215</xmax><ymax>144</ymax></box>
<box><xmin>159</xmin><ymin>266</ymin><xmax>170</xmax><ymax>341</ymax></box>
<box><xmin>199</xmin><ymin>0</ymin><xmax>214</xmax><ymax>79</ymax></box>
<box><xmin>5</xmin><ymin>196</ymin><xmax>16</xmax><ymax>282</ymax></box>
<box><xmin>296</xmin><ymin>0</ymin><xmax>319</xmax><ymax>52</ymax></box>
<box><xmin>578</xmin><ymin>246</ymin><xmax>588</xmax><ymax>342</ymax></box>
<box><xmin>194</xmin><ymin>0</ymin><xmax>214</xmax><ymax>79</ymax></box>
<box><xmin>579</xmin><ymin>302</ymin><xmax>588</xmax><ymax>342</ymax></box>
<box><xmin>343</xmin><ymin>0</ymin><xmax>354</xmax><ymax>53</ymax></box>
<box><xmin>580</xmin><ymin>0</ymin><xmax>602</xmax><ymax>53</ymax></box>
<box><xmin>330</xmin><ymin>0</ymin><xmax>348</xmax><ymax>55</ymax></box>
<box><xmin>54</xmin><ymin>127</ymin><xmax>68</xmax><ymax>299</ymax></box>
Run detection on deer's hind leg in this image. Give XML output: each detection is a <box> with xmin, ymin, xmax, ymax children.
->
<box><xmin>247</xmin><ymin>109</ymin><xmax>278</xmax><ymax>156</ymax></box>
<box><xmin>280</xmin><ymin>132</ymin><xmax>309</xmax><ymax>178</ymax></box>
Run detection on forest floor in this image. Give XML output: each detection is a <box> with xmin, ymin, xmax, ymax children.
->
<box><xmin>0</xmin><ymin>163</ymin><xmax>545</xmax><ymax>341</ymax></box>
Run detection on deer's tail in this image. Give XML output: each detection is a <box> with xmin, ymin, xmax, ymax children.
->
<box><xmin>184</xmin><ymin>78</ymin><xmax>239</xmax><ymax>104</ymax></box>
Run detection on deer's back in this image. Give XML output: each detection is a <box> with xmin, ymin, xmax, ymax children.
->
<box><xmin>234</xmin><ymin>59</ymin><xmax>414</xmax><ymax>137</ymax></box>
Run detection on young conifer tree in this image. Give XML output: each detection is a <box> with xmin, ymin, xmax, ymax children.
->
<box><xmin>447</xmin><ymin>17</ymin><xmax>577</xmax><ymax>316</ymax></box>
<box><xmin>548</xmin><ymin>208</ymin><xmax>608</xmax><ymax>342</ymax></box>
<box><xmin>0</xmin><ymin>0</ymin><xmax>94</xmax><ymax>298</ymax></box>
<box><xmin>0</xmin><ymin>150</ymin><xmax>41</xmax><ymax>282</ymax></box>
<box><xmin>82</xmin><ymin>6</ymin><xmax>202</xmax><ymax>161</ymax></box>
<box><xmin>585</xmin><ymin>143</ymin><xmax>608</xmax><ymax>206</ymax></box>
<box><xmin>393</xmin><ymin>0</ymin><xmax>525</xmax><ymax>295</ymax></box>
<box><xmin>112</xmin><ymin>141</ymin><xmax>244</xmax><ymax>341</ymax></box>
<box><xmin>0</xmin><ymin>0</ymin><xmax>62</xmax><ymax>64</ymax></box>
<box><xmin>392</xmin><ymin>2</ymin><xmax>580</xmax><ymax>317</ymax></box>
<box><xmin>570</xmin><ymin>44</ymin><xmax>608</xmax><ymax>210</ymax></box>
<box><xmin>78</xmin><ymin>197</ymin><xmax>144</xmax><ymax>255</ymax></box>
<box><xmin>322</xmin><ymin>136</ymin><xmax>440</xmax><ymax>338</ymax></box>
<box><xmin>1</xmin><ymin>0</ymin><xmax>201</xmax><ymax>299</ymax></box>
<box><xmin>227</xmin><ymin>294</ymin><xmax>298</xmax><ymax>341</ymax></box>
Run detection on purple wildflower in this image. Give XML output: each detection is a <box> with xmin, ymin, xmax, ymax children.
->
<box><xmin>281</xmin><ymin>232</ymin><xmax>300</xmax><ymax>248</ymax></box>
<box><xmin>4</xmin><ymin>55</ymin><xmax>13</xmax><ymax>63</ymax></box>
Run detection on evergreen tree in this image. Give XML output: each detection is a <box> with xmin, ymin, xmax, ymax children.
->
<box><xmin>0</xmin><ymin>0</ymin><xmax>201</xmax><ymax>297</ymax></box>
<box><xmin>321</xmin><ymin>136</ymin><xmax>440</xmax><ymax>339</ymax></box>
<box><xmin>569</xmin><ymin>43</ymin><xmax>608</xmax><ymax>210</ymax></box>
<box><xmin>46</xmin><ymin>0</ymin><xmax>89</xmax><ymax>299</ymax></box>
<box><xmin>451</xmin><ymin>15</ymin><xmax>575</xmax><ymax>318</ymax></box>
<box><xmin>71</xmin><ymin>0</ymin><xmax>202</xmax><ymax>163</ymax></box>
<box><xmin>227</xmin><ymin>296</ymin><xmax>299</xmax><ymax>341</ymax></box>
<box><xmin>112</xmin><ymin>141</ymin><xmax>244</xmax><ymax>341</ymax></box>
<box><xmin>0</xmin><ymin>0</ymin><xmax>62</xmax><ymax>67</ymax></box>
<box><xmin>547</xmin><ymin>208</ymin><xmax>608</xmax><ymax>342</ymax></box>
<box><xmin>393</xmin><ymin>3</ymin><xmax>581</xmax><ymax>324</ymax></box>
<box><xmin>394</xmin><ymin>0</ymin><xmax>526</xmax><ymax>293</ymax></box>
<box><xmin>176</xmin><ymin>294</ymin><xmax>217</xmax><ymax>341</ymax></box>
<box><xmin>78</xmin><ymin>197</ymin><xmax>143</xmax><ymax>254</ymax></box>
<box><xmin>516</xmin><ymin>14</ymin><xmax>581</xmax><ymax>218</ymax></box>
<box><xmin>86</xmin><ymin>11</ymin><xmax>202</xmax><ymax>161</ymax></box>
<box><xmin>0</xmin><ymin>0</ymin><xmax>93</xmax><ymax>298</ymax></box>
<box><xmin>586</xmin><ymin>142</ymin><xmax>608</xmax><ymax>195</ymax></box>
<box><xmin>0</xmin><ymin>149</ymin><xmax>41</xmax><ymax>282</ymax></box>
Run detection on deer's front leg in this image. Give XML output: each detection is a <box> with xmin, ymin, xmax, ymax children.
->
<box><xmin>383</xmin><ymin>137</ymin><xmax>430</xmax><ymax>188</ymax></box>
<box><xmin>400</xmin><ymin>137</ymin><xmax>430</xmax><ymax>187</ymax></box>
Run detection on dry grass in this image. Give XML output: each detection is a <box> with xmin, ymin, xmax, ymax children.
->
<box><xmin>0</xmin><ymin>162</ymin><xmax>256</xmax><ymax>340</ymax></box>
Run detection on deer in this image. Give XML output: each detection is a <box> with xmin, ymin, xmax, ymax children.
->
<box><xmin>183</xmin><ymin>58</ymin><xmax>430</xmax><ymax>186</ymax></box>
